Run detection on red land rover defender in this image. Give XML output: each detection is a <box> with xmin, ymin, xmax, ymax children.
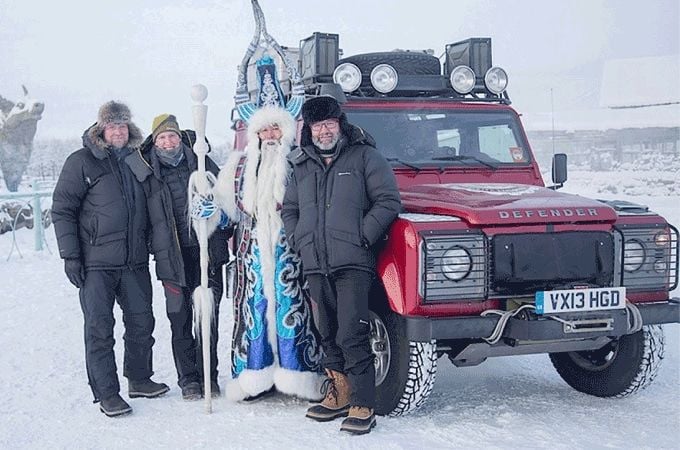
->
<box><xmin>232</xmin><ymin>33</ymin><xmax>679</xmax><ymax>416</ymax></box>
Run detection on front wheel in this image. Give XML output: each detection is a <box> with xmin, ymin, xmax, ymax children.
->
<box><xmin>369</xmin><ymin>309</ymin><xmax>437</xmax><ymax>416</ymax></box>
<box><xmin>549</xmin><ymin>325</ymin><xmax>665</xmax><ymax>398</ymax></box>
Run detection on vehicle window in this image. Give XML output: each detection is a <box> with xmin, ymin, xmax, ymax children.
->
<box><xmin>345</xmin><ymin>109</ymin><xmax>531</xmax><ymax>165</ymax></box>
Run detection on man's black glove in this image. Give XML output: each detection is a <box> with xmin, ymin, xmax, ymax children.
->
<box><xmin>64</xmin><ymin>259</ymin><xmax>85</xmax><ymax>288</ymax></box>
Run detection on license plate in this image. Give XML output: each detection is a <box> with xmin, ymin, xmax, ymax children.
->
<box><xmin>535</xmin><ymin>287</ymin><xmax>626</xmax><ymax>314</ymax></box>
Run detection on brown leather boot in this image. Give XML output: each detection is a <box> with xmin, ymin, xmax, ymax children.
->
<box><xmin>305</xmin><ymin>369</ymin><xmax>351</xmax><ymax>422</ymax></box>
<box><xmin>340</xmin><ymin>406</ymin><xmax>376</xmax><ymax>435</ymax></box>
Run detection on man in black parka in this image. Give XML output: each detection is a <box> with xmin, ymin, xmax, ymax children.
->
<box><xmin>127</xmin><ymin>114</ymin><xmax>231</xmax><ymax>401</ymax></box>
<box><xmin>282</xmin><ymin>96</ymin><xmax>401</xmax><ymax>435</ymax></box>
<box><xmin>52</xmin><ymin>101</ymin><xmax>169</xmax><ymax>417</ymax></box>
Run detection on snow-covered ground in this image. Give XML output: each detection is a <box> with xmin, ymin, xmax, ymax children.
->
<box><xmin>0</xmin><ymin>170</ymin><xmax>678</xmax><ymax>449</ymax></box>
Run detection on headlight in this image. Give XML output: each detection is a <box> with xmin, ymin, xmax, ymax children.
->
<box><xmin>441</xmin><ymin>246</ymin><xmax>472</xmax><ymax>281</ymax></box>
<box><xmin>420</xmin><ymin>234</ymin><xmax>486</xmax><ymax>302</ymax></box>
<box><xmin>370</xmin><ymin>64</ymin><xmax>398</xmax><ymax>93</ymax></box>
<box><xmin>333</xmin><ymin>63</ymin><xmax>362</xmax><ymax>93</ymax></box>
<box><xmin>624</xmin><ymin>239</ymin><xmax>645</xmax><ymax>272</ymax></box>
<box><xmin>484</xmin><ymin>66</ymin><xmax>508</xmax><ymax>94</ymax></box>
<box><xmin>449</xmin><ymin>65</ymin><xmax>475</xmax><ymax>94</ymax></box>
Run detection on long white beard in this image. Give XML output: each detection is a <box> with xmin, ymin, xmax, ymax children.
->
<box><xmin>252</xmin><ymin>139</ymin><xmax>289</xmax><ymax>364</ymax></box>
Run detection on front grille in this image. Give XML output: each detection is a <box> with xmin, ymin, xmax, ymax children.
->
<box><xmin>490</xmin><ymin>231</ymin><xmax>615</xmax><ymax>295</ymax></box>
<box><xmin>616</xmin><ymin>224</ymin><xmax>679</xmax><ymax>292</ymax></box>
<box><xmin>420</xmin><ymin>232</ymin><xmax>487</xmax><ymax>302</ymax></box>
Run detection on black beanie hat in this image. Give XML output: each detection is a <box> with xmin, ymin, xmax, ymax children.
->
<box><xmin>301</xmin><ymin>96</ymin><xmax>342</xmax><ymax>124</ymax></box>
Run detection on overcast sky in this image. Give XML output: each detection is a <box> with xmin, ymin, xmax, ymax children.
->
<box><xmin>1</xmin><ymin>0</ymin><xmax>678</xmax><ymax>143</ymax></box>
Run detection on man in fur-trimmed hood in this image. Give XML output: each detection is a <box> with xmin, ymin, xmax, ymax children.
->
<box><xmin>206</xmin><ymin>106</ymin><xmax>324</xmax><ymax>402</ymax></box>
<box><xmin>52</xmin><ymin>100</ymin><xmax>169</xmax><ymax>418</ymax></box>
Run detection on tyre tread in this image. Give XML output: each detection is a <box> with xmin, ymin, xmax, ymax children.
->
<box><xmin>388</xmin><ymin>340</ymin><xmax>437</xmax><ymax>417</ymax></box>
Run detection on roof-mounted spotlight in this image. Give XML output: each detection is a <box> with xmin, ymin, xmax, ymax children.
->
<box><xmin>333</xmin><ymin>62</ymin><xmax>362</xmax><ymax>92</ymax></box>
<box><xmin>449</xmin><ymin>65</ymin><xmax>476</xmax><ymax>94</ymax></box>
<box><xmin>484</xmin><ymin>66</ymin><xmax>508</xmax><ymax>94</ymax></box>
<box><xmin>370</xmin><ymin>64</ymin><xmax>398</xmax><ymax>93</ymax></box>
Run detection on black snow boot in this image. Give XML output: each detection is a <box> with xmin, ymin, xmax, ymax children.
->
<box><xmin>128</xmin><ymin>378</ymin><xmax>170</xmax><ymax>398</ymax></box>
<box><xmin>99</xmin><ymin>394</ymin><xmax>132</xmax><ymax>417</ymax></box>
<box><xmin>340</xmin><ymin>406</ymin><xmax>376</xmax><ymax>435</ymax></box>
<box><xmin>181</xmin><ymin>382</ymin><xmax>202</xmax><ymax>401</ymax></box>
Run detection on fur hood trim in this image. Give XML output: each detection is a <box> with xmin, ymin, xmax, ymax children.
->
<box><xmin>84</xmin><ymin>121</ymin><xmax>144</xmax><ymax>157</ymax></box>
<box><xmin>246</xmin><ymin>106</ymin><xmax>297</xmax><ymax>149</ymax></box>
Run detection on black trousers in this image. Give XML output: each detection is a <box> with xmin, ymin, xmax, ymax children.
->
<box><xmin>307</xmin><ymin>269</ymin><xmax>375</xmax><ymax>409</ymax></box>
<box><xmin>79</xmin><ymin>267</ymin><xmax>154</xmax><ymax>402</ymax></box>
<box><xmin>162</xmin><ymin>247</ymin><xmax>223</xmax><ymax>387</ymax></box>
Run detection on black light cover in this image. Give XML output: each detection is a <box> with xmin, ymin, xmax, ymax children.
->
<box><xmin>299</xmin><ymin>32</ymin><xmax>339</xmax><ymax>82</ymax></box>
<box><xmin>445</xmin><ymin>38</ymin><xmax>492</xmax><ymax>91</ymax></box>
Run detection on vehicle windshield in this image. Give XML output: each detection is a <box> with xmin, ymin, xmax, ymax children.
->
<box><xmin>345</xmin><ymin>109</ymin><xmax>531</xmax><ymax>166</ymax></box>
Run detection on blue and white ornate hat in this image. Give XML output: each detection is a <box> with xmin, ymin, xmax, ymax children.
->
<box><xmin>234</xmin><ymin>0</ymin><xmax>304</xmax><ymax>123</ymax></box>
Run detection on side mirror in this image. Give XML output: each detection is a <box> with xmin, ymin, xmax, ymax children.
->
<box><xmin>550</xmin><ymin>153</ymin><xmax>568</xmax><ymax>189</ymax></box>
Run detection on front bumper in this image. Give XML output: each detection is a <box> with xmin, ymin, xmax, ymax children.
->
<box><xmin>404</xmin><ymin>298</ymin><xmax>680</xmax><ymax>342</ymax></box>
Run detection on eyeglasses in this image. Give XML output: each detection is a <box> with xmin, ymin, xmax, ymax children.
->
<box><xmin>310</xmin><ymin>120</ymin><xmax>339</xmax><ymax>132</ymax></box>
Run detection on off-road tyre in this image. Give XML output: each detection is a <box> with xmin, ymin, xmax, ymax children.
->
<box><xmin>549</xmin><ymin>325</ymin><xmax>665</xmax><ymax>398</ymax></box>
<box><xmin>370</xmin><ymin>309</ymin><xmax>438</xmax><ymax>416</ymax></box>
<box><xmin>339</xmin><ymin>52</ymin><xmax>441</xmax><ymax>76</ymax></box>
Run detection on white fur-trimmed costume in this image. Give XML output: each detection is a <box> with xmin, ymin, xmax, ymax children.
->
<box><xmin>214</xmin><ymin>106</ymin><xmax>324</xmax><ymax>401</ymax></box>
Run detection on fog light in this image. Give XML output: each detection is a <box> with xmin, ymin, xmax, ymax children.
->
<box><xmin>484</xmin><ymin>66</ymin><xmax>508</xmax><ymax>94</ymax></box>
<box><xmin>653</xmin><ymin>260</ymin><xmax>667</xmax><ymax>273</ymax></box>
<box><xmin>441</xmin><ymin>246</ymin><xmax>472</xmax><ymax>281</ymax></box>
<box><xmin>624</xmin><ymin>240</ymin><xmax>645</xmax><ymax>272</ymax></box>
<box><xmin>449</xmin><ymin>65</ymin><xmax>475</xmax><ymax>94</ymax></box>
<box><xmin>333</xmin><ymin>63</ymin><xmax>362</xmax><ymax>93</ymax></box>
<box><xmin>370</xmin><ymin>64</ymin><xmax>398</xmax><ymax>93</ymax></box>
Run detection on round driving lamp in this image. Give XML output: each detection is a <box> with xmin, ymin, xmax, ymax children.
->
<box><xmin>370</xmin><ymin>64</ymin><xmax>399</xmax><ymax>94</ymax></box>
<box><xmin>441</xmin><ymin>246</ymin><xmax>472</xmax><ymax>281</ymax></box>
<box><xmin>333</xmin><ymin>63</ymin><xmax>362</xmax><ymax>93</ymax></box>
<box><xmin>484</xmin><ymin>66</ymin><xmax>508</xmax><ymax>94</ymax></box>
<box><xmin>449</xmin><ymin>65</ymin><xmax>475</xmax><ymax>94</ymax></box>
<box><xmin>623</xmin><ymin>240</ymin><xmax>646</xmax><ymax>272</ymax></box>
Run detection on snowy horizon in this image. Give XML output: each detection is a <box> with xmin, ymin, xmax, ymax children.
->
<box><xmin>1</xmin><ymin>0</ymin><xmax>679</xmax><ymax>142</ymax></box>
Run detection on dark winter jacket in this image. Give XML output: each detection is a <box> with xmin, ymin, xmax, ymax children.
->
<box><xmin>282</xmin><ymin>122</ymin><xmax>401</xmax><ymax>275</ymax></box>
<box><xmin>127</xmin><ymin>130</ymin><xmax>232</xmax><ymax>287</ymax></box>
<box><xmin>52</xmin><ymin>123</ymin><xmax>149</xmax><ymax>270</ymax></box>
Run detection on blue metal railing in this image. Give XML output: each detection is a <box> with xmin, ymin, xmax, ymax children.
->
<box><xmin>0</xmin><ymin>179</ymin><xmax>54</xmax><ymax>259</ymax></box>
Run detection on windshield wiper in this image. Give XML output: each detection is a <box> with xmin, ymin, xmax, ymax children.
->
<box><xmin>430</xmin><ymin>155</ymin><xmax>498</xmax><ymax>170</ymax></box>
<box><xmin>387</xmin><ymin>157</ymin><xmax>422</xmax><ymax>171</ymax></box>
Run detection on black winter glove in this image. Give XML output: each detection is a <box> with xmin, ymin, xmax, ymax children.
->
<box><xmin>64</xmin><ymin>259</ymin><xmax>85</xmax><ymax>288</ymax></box>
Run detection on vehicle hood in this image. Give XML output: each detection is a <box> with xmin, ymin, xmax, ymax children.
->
<box><xmin>400</xmin><ymin>183</ymin><xmax>617</xmax><ymax>225</ymax></box>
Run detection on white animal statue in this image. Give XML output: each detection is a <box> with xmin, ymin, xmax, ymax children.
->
<box><xmin>0</xmin><ymin>86</ymin><xmax>44</xmax><ymax>191</ymax></box>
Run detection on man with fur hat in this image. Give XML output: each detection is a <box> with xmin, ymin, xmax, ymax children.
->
<box><xmin>193</xmin><ymin>105</ymin><xmax>324</xmax><ymax>403</ymax></box>
<box><xmin>281</xmin><ymin>96</ymin><xmax>401</xmax><ymax>435</ymax></box>
<box><xmin>52</xmin><ymin>101</ymin><xmax>169</xmax><ymax>417</ymax></box>
<box><xmin>127</xmin><ymin>114</ymin><xmax>231</xmax><ymax>401</ymax></box>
